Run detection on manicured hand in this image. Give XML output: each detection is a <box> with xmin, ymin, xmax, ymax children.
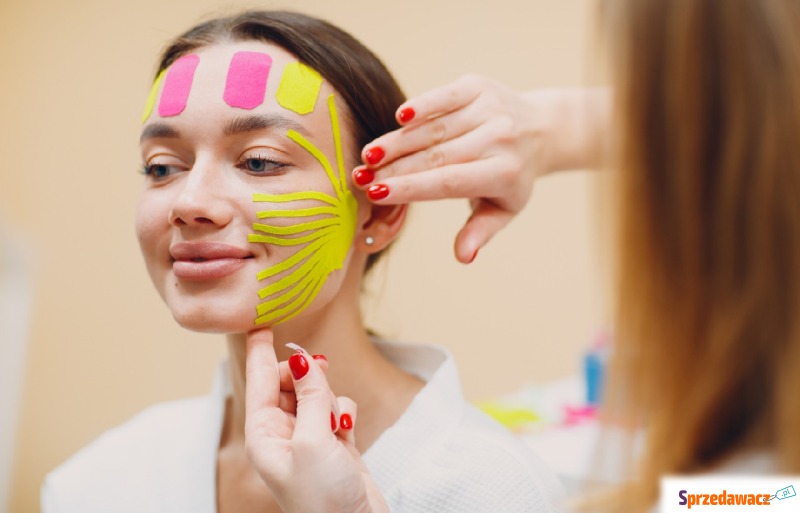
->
<box><xmin>245</xmin><ymin>328</ymin><xmax>388</xmax><ymax>513</ymax></box>
<box><xmin>354</xmin><ymin>76</ymin><xmax>609</xmax><ymax>263</ymax></box>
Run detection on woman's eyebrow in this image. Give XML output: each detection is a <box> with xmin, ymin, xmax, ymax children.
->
<box><xmin>140</xmin><ymin>123</ymin><xmax>180</xmax><ymax>143</ymax></box>
<box><xmin>223</xmin><ymin>114</ymin><xmax>308</xmax><ymax>137</ymax></box>
<box><xmin>139</xmin><ymin>115</ymin><xmax>309</xmax><ymax>143</ymax></box>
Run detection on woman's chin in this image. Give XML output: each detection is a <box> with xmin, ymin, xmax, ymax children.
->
<box><xmin>171</xmin><ymin>310</ymin><xmax>257</xmax><ymax>335</ymax></box>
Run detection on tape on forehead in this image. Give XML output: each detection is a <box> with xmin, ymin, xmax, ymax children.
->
<box><xmin>224</xmin><ymin>51</ymin><xmax>272</xmax><ymax>109</ymax></box>
<box><xmin>158</xmin><ymin>54</ymin><xmax>200</xmax><ymax>117</ymax></box>
<box><xmin>141</xmin><ymin>69</ymin><xmax>166</xmax><ymax>123</ymax></box>
<box><xmin>276</xmin><ymin>62</ymin><xmax>323</xmax><ymax>115</ymax></box>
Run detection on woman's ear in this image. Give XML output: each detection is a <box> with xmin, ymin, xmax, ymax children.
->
<box><xmin>354</xmin><ymin>203</ymin><xmax>408</xmax><ymax>253</ymax></box>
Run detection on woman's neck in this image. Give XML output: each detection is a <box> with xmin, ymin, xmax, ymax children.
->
<box><xmin>221</xmin><ymin>295</ymin><xmax>424</xmax><ymax>454</ymax></box>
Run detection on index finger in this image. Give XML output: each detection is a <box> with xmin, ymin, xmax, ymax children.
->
<box><xmin>361</xmin><ymin>75</ymin><xmax>485</xmax><ymax>165</ymax></box>
<box><xmin>290</xmin><ymin>350</ymin><xmax>339</xmax><ymax>442</ymax></box>
<box><xmin>279</xmin><ymin>356</ymin><xmax>328</xmax><ymax>391</ymax></box>
<box><xmin>397</xmin><ymin>74</ymin><xmax>486</xmax><ymax>125</ymax></box>
<box><xmin>245</xmin><ymin>327</ymin><xmax>281</xmax><ymax>411</ymax></box>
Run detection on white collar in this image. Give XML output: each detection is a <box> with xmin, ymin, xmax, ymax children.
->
<box><xmin>209</xmin><ymin>340</ymin><xmax>465</xmax><ymax>492</ymax></box>
<box><xmin>360</xmin><ymin>341</ymin><xmax>465</xmax><ymax>489</ymax></box>
<box><xmin>210</xmin><ymin>340</ymin><xmax>462</xmax><ymax>419</ymax></box>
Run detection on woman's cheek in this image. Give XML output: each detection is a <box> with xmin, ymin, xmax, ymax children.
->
<box><xmin>135</xmin><ymin>192</ymin><xmax>170</xmax><ymax>249</ymax></box>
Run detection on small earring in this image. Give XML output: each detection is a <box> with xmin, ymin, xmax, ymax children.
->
<box><xmin>365</xmin><ymin>236</ymin><xmax>375</xmax><ymax>246</ymax></box>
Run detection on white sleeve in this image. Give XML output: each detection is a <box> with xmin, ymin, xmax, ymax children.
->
<box><xmin>41</xmin><ymin>475</ymin><xmax>59</xmax><ymax>513</ymax></box>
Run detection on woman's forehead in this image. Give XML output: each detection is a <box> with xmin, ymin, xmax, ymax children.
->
<box><xmin>142</xmin><ymin>41</ymin><xmax>336</xmax><ymax>126</ymax></box>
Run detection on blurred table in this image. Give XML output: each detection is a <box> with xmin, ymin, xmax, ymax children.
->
<box><xmin>483</xmin><ymin>376</ymin><xmax>633</xmax><ymax>492</ymax></box>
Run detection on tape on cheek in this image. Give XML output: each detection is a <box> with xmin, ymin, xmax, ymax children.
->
<box><xmin>224</xmin><ymin>51</ymin><xmax>272</xmax><ymax>109</ymax></box>
<box><xmin>249</xmin><ymin>95</ymin><xmax>358</xmax><ymax>326</ymax></box>
<box><xmin>158</xmin><ymin>54</ymin><xmax>200</xmax><ymax>117</ymax></box>
<box><xmin>276</xmin><ymin>62</ymin><xmax>323</xmax><ymax>115</ymax></box>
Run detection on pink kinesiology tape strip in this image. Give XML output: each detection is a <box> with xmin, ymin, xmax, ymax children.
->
<box><xmin>224</xmin><ymin>52</ymin><xmax>272</xmax><ymax>109</ymax></box>
<box><xmin>158</xmin><ymin>54</ymin><xmax>200</xmax><ymax>117</ymax></box>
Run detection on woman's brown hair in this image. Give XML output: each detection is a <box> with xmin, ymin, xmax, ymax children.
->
<box><xmin>152</xmin><ymin>10</ymin><xmax>406</xmax><ymax>271</ymax></box>
<box><xmin>596</xmin><ymin>0</ymin><xmax>800</xmax><ymax>509</ymax></box>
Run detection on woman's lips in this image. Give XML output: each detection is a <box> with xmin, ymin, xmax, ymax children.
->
<box><xmin>172</xmin><ymin>258</ymin><xmax>249</xmax><ymax>281</ymax></box>
<box><xmin>169</xmin><ymin>241</ymin><xmax>254</xmax><ymax>281</ymax></box>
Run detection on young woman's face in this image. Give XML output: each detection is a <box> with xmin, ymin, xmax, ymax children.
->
<box><xmin>136</xmin><ymin>42</ymin><xmax>367</xmax><ymax>333</ymax></box>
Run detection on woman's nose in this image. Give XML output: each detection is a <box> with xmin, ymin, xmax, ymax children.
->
<box><xmin>169</xmin><ymin>163</ymin><xmax>235</xmax><ymax>228</ymax></box>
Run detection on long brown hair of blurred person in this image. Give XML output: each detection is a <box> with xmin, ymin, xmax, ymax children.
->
<box><xmin>595</xmin><ymin>0</ymin><xmax>800</xmax><ymax>510</ymax></box>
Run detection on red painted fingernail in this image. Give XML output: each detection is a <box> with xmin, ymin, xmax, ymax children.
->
<box><xmin>340</xmin><ymin>413</ymin><xmax>353</xmax><ymax>430</ymax></box>
<box><xmin>331</xmin><ymin>411</ymin><xmax>337</xmax><ymax>431</ymax></box>
<box><xmin>469</xmin><ymin>249</ymin><xmax>479</xmax><ymax>264</ymax></box>
<box><xmin>288</xmin><ymin>353</ymin><xmax>309</xmax><ymax>380</ymax></box>
<box><xmin>398</xmin><ymin>107</ymin><xmax>416</xmax><ymax>124</ymax></box>
<box><xmin>312</xmin><ymin>354</ymin><xmax>327</xmax><ymax>362</ymax></box>
<box><xmin>353</xmin><ymin>167</ymin><xmax>375</xmax><ymax>186</ymax></box>
<box><xmin>364</xmin><ymin>146</ymin><xmax>385</xmax><ymax>166</ymax></box>
<box><xmin>367</xmin><ymin>184</ymin><xmax>390</xmax><ymax>201</ymax></box>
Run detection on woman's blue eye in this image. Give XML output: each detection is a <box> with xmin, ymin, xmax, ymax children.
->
<box><xmin>143</xmin><ymin>164</ymin><xmax>177</xmax><ymax>179</ymax></box>
<box><xmin>246</xmin><ymin>159</ymin><xmax>268</xmax><ymax>172</ymax></box>
<box><xmin>240</xmin><ymin>157</ymin><xmax>287</xmax><ymax>175</ymax></box>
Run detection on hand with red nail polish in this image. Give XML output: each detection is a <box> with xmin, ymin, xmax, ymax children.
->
<box><xmin>367</xmin><ymin>184</ymin><xmax>390</xmax><ymax>201</ymax></box>
<box><xmin>397</xmin><ymin>107</ymin><xmax>416</xmax><ymax>124</ymax></box>
<box><xmin>273</xmin><ymin>353</ymin><xmax>335</xmax><ymax>415</ymax></box>
<box><xmin>244</xmin><ymin>328</ymin><xmax>387</xmax><ymax>513</ymax></box>
<box><xmin>288</xmin><ymin>352</ymin><xmax>309</xmax><ymax>380</ymax></box>
<box><xmin>359</xmin><ymin>79</ymin><xmax>610</xmax><ymax>264</ymax></box>
<box><xmin>340</xmin><ymin>413</ymin><xmax>354</xmax><ymax>430</ymax></box>
<box><xmin>352</xmin><ymin>166</ymin><xmax>375</xmax><ymax>187</ymax></box>
<box><xmin>363</xmin><ymin>146</ymin><xmax>385</xmax><ymax>166</ymax></box>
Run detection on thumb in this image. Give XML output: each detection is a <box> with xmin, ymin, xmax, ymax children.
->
<box><xmin>454</xmin><ymin>201</ymin><xmax>513</xmax><ymax>263</ymax></box>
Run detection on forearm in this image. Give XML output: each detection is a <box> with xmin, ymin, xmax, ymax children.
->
<box><xmin>522</xmin><ymin>87</ymin><xmax>612</xmax><ymax>175</ymax></box>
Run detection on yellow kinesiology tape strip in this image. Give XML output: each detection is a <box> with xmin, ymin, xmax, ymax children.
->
<box><xmin>258</xmin><ymin>254</ymin><xmax>320</xmax><ymax>300</ymax></box>
<box><xmin>248</xmin><ymin>225</ymin><xmax>338</xmax><ymax>246</ymax></box>
<box><xmin>252</xmin><ymin>217</ymin><xmax>340</xmax><ymax>236</ymax></box>
<box><xmin>328</xmin><ymin>94</ymin><xmax>348</xmax><ymax>187</ymax></box>
<box><xmin>255</xmin><ymin>275</ymin><xmax>325</xmax><ymax>325</ymax></box>
<box><xmin>255</xmin><ymin>235</ymin><xmax>333</xmax><ymax>281</ymax></box>
<box><xmin>252</xmin><ymin>191</ymin><xmax>339</xmax><ymax>206</ymax></box>
<box><xmin>257</xmin><ymin>206</ymin><xmax>339</xmax><ymax>219</ymax></box>
<box><xmin>257</xmin><ymin>264</ymin><xmax>319</xmax><ymax>315</ymax></box>
<box><xmin>250</xmin><ymin>93</ymin><xmax>359</xmax><ymax>326</ymax></box>
<box><xmin>275</xmin><ymin>62</ymin><xmax>323</xmax><ymax>115</ymax></box>
<box><xmin>286</xmin><ymin>130</ymin><xmax>343</xmax><ymax>198</ymax></box>
<box><xmin>141</xmin><ymin>69</ymin><xmax>166</xmax><ymax>123</ymax></box>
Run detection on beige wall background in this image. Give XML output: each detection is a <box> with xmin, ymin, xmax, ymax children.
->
<box><xmin>1</xmin><ymin>0</ymin><xmax>603</xmax><ymax>511</ymax></box>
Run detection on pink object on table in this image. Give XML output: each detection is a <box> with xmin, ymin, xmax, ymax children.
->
<box><xmin>224</xmin><ymin>51</ymin><xmax>272</xmax><ymax>109</ymax></box>
<box><xmin>563</xmin><ymin>405</ymin><xmax>598</xmax><ymax>426</ymax></box>
<box><xmin>158</xmin><ymin>54</ymin><xmax>200</xmax><ymax>117</ymax></box>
